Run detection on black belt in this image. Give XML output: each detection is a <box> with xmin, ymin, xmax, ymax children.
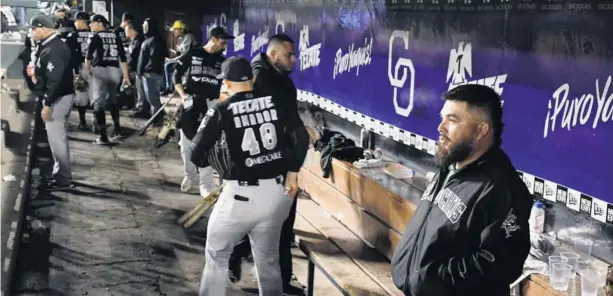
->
<box><xmin>235</xmin><ymin>175</ymin><xmax>284</xmax><ymax>186</ymax></box>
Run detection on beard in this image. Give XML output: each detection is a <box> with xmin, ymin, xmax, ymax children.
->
<box><xmin>274</xmin><ymin>60</ymin><xmax>292</xmax><ymax>75</ymax></box>
<box><xmin>435</xmin><ymin>136</ymin><xmax>473</xmax><ymax>168</ymax></box>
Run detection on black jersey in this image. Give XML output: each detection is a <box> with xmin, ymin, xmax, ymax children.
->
<box><xmin>75</xmin><ymin>29</ymin><xmax>93</xmax><ymax>61</ymax></box>
<box><xmin>191</xmin><ymin>91</ymin><xmax>302</xmax><ymax>181</ymax></box>
<box><xmin>85</xmin><ymin>30</ymin><xmax>127</xmax><ymax>68</ymax></box>
<box><xmin>113</xmin><ymin>26</ymin><xmax>130</xmax><ymax>53</ymax></box>
<box><xmin>173</xmin><ymin>47</ymin><xmax>225</xmax><ymax>98</ymax></box>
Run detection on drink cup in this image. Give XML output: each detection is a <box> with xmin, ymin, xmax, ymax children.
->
<box><xmin>580</xmin><ymin>268</ymin><xmax>603</xmax><ymax>296</ymax></box>
<box><xmin>551</xmin><ymin>263</ymin><xmax>573</xmax><ymax>291</ymax></box>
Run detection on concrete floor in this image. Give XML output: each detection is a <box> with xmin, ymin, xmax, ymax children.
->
<box><xmin>10</xmin><ymin>104</ymin><xmax>342</xmax><ymax>295</ymax></box>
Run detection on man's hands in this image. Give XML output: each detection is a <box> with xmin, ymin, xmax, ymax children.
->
<box><xmin>123</xmin><ymin>76</ymin><xmax>131</xmax><ymax>86</ymax></box>
<box><xmin>285</xmin><ymin>171</ymin><xmax>299</xmax><ymax>198</ymax></box>
<box><xmin>26</xmin><ymin>64</ymin><xmax>35</xmax><ymax>77</ymax></box>
<box><xmin>41</xmin><ymin>105</ymin><xmax>52</xmax><ymax>121</ymax></box>
<box><xmin>26</xmin><ymin>64</ymin><xmax>37</xmax><ymax>84</ymax></box>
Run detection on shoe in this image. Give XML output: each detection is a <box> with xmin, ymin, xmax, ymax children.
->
<box><xmin>180</xmin><ymin>177</ymin><xmax>194</xmax><ymax>193</ymax></box>
<box><xmin>93</xmin><ymin>136</ymin><xmax>111</xmax><ymax>145</ymax></box>
<box><xmin>77</xmin><ymin>122</ymin><xmax>90</xmax><ymax>131</ymax></box>
<box><xmin>111</xmin><ymin>131</ymin><xmax>124</xmax><ymax>141</ymax></box>
<box><xmin>283</xmin><ymin>284</ymin><xmax>306</xmax><ymax>296</ymax></box>
<box><xmin>228</xmin><ymin>257</ymin><xmax>242</xmax><ymax>283</ymax></box>
<box><xmin>44</xmin><ymin>180</ymin><xmax>74</xmax><ymax>191</ymax></box>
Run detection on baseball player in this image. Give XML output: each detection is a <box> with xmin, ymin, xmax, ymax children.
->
<box><xmin>29</xmin><ymin>15</ymin><xmax>75</xmax><ymax>190</ymax></box>
<box><xmin>73</xmin><ymin>11</ymin><xmax>93</xmax><ymax>130</ymax></box>
<box><xmin>191</xmin><ymin>57</ymin><xmax>309</xmax><ymax>296</ymax></box>
<box><xmin>173</xmin><ymin>26</ymin><xmax>232</xmax><ymax>196</ymax></box>
<box><xmin>84</xmin><ymin>14</ymin><xmax>130</xmax><ymax>144</ymax></box>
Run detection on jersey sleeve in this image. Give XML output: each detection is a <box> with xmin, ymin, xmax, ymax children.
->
<box><xmin>85</xmin><ymin>34</ymin><xmax>100</xmax><ymax>61</ymax></box>
<box><xmin>190</xmin><ymin>107</ymin><xmax>223</xmax><ymax>167</ymax></box>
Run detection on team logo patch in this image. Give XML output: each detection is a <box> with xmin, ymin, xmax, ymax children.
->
<box><xmin>47</xmin><ymin>62</ymin><xmax>55</xmax><ymax>72</ymax></box>
<box><xmin>501</xmin><ymin>209</ymin><xmax>520</xmax><ymax>239</ymax></box>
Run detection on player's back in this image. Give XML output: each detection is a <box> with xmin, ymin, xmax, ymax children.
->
<box><xmin>217</xmin><ymin>90</ymin><xmax>290</xmax><ymax>181</ymax></box>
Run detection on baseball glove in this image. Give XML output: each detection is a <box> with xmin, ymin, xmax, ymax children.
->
<box><xmin>73</xmin><ymin>75</ymin><xmax>88</xmax><ymax>92</ymax></box>
<box><xmin>120</xmin><ymin>83</ymin><xmax>135</xmax><ymax>97</ymax></box>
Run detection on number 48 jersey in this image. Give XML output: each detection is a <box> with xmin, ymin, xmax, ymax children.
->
<box><xmin>192</xmin><ymin>91</ymin><xmax>298</xmax><ymax>181</ymax></box>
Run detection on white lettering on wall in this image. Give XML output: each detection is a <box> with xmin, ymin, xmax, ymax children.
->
<box><xmin>233</xmin><ymin>20</ymin><xmax>245</xmax><ymax>52</ymax></box>
<box><xmin>250</xmin><ymin>26</ymin><xmax>270</xmax><ymax>57</ymax></box>
<box><xmin>333</xmin><ymin>38</ymin><xmax>373</xmax><ymax>79</ymax></box>
<box><xmin>446</xmin><ymin>42</ymin><xmax>508</xmax><ymax>105</ymax></box>
<box><xmin>298</xmin><ymin>25</ymin><xmax>321</xmax><ymax>71</ymax></box>
<box><xmin>543</xmin><ymin>75</ymin><xmax>613</xmax><ymax>138</ymax></box>
<box><xmin>388</xmin><ymin>30</ymin><xmax>416</xmax><ymax>117</ymax></box>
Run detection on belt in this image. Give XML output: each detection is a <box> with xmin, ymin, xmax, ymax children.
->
<box><xmin>226</xmin><ymin>175</ymin><xmax>284</xmax><ymax>186</ymax></box>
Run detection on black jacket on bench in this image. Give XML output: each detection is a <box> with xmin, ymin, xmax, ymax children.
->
<box><xmin>391</xmin><ymin>146</ymin><xmax>532</xmax><ymax>296</ymax></box>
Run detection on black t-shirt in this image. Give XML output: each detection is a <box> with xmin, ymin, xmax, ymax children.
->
<box><xmin>85</xmin><ymin>30</ymin><xmax>127</xmax><ymax>68</ymax></box>
<box><xmin>173</xmin><ymin>47</ymin><xmax>225</xmax><ymax>98</ymax></box>
<box><xmin>191</xmin><ymin>91</ymin><xmax>299</xmax><ymax>181</ymax></box>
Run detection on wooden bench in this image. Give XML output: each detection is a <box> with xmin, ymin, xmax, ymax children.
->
<box><xmin>295</xmin><ymin>148</ymin><xmax>423</xmax><ymax>295</ymax></box>
<box><xmin>296</xmin><ymin>148</ymin><xmax>610</xmax><ymax>296</ymax></box>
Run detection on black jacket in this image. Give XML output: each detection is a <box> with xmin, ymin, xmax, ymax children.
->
<box><xmin>250</xmin><ymin>53</ymin><xmax>309</xmax><ymax>173</ymax></box>
<box><xmin>390</xmin><ymin>147</ymin><xmax>532</xmax><ymax>296</ymax></box>
<box><xmin>34</xmin><ymin>33</ymin><xmax>75</xmax><ymax>106</ymax></box>
<box><xmin>138</xmin><ymin>18</ymin><xmax>166</xmax><ymax>75</ymax></box>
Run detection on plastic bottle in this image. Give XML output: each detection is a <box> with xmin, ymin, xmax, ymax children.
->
<box><xmin>529</xmin><ymin>201</ymin><xmax>545</xmax><ymax>234</ymax></box>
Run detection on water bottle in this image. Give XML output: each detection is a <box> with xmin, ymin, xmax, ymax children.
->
<box><xmin>529</xmin><ymin>201</ymin><xmax>545</xmax><ymax>234</ymax></box>
<box><xmin>360</xmin><ymin>128</ymin><xmax>369</xmax><ymax>149</ymax></box>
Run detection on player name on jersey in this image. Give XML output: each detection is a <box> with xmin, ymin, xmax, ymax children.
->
<box><xmin>230</xmin><ymin>96</ymin><xmax>279</xmax><ymax>128</ymax></box>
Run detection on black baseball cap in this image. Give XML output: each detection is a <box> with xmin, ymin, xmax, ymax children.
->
<box><xmin>209</xmin><ymin>27</ymin><xmax>234</xmax><ymax>39</ymax></box>
<box><xmin>90</xmin><ymin>14</ymin><xmax>108</xmax><ymax>24</ymax></box>
<box><xmin>75</xmin><ymin>12</ymin><xmax>90</xmax><ymax>21</ymax></box>
<box><xmin>217</xmin><ymin>57</ymin><xmax>253</xmax><ymax>82</ymax></box>
<box><xmin>30</xmin><ymin>15</ymin><xmax>55</xmax><ymax>29</ymax></box>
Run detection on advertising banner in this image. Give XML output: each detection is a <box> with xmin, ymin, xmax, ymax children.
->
<box><xmin>203</xmin><ymin>0</ymin><xmax>613</xmax><ymax>224</ymax></box>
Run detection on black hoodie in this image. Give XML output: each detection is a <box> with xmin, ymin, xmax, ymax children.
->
<box><xmin>137</xmin><ymin>18</ymin><xmax>166</xmax><ymax>75</ymax></box>
<box><xmin>250</xmin><ymin>53</ymin><xmax>310</xmax><ymax>173</ymax></box>
<box><xmin>390</xmin><ymin>147</ymin><xmax>533</xmax><ymax>296</ymax></box>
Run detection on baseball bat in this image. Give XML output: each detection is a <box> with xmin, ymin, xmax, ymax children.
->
<box><xmin>178</xmin><ymin>183</ymin><xmax>225</xmax><ymax>225</ymax></box>
<box><xmin>183</xmin><ymin>194</ymin><xmax>219</xmax><ymax>228</ymax></box>
<box><xmin>137</xmin><ymin>100</ymin><xmax>172</xmax><ymax>136</ymax></box>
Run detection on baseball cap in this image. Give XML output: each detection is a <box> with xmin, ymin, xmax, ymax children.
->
<box><xmin>90</xmin><ymin>14</ymin><xmax>108</xmax><ymax>24</ymax></box>
<box><xmin>75</xmin><ymin>12</ymin><xmax>90</xmax><ymax>21</ymax></box>
<box><xmin>209</xmin><ymin>27</ymin><xmax>234</xmax><ymax>39</ymax></box>
<box><xmin>217</xmin><ymin>57</ymin><xmax>253</xmax><ymax>82</ymax></box>
<box><xmin>171</xmin><ymin>20</ymin><xmax>186</xmax><ymax>30</ymax></box>
<box><xmin>30</xmin><ymin>15</ymin><xmax>55</xmax><ymax>29</ymax></box>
